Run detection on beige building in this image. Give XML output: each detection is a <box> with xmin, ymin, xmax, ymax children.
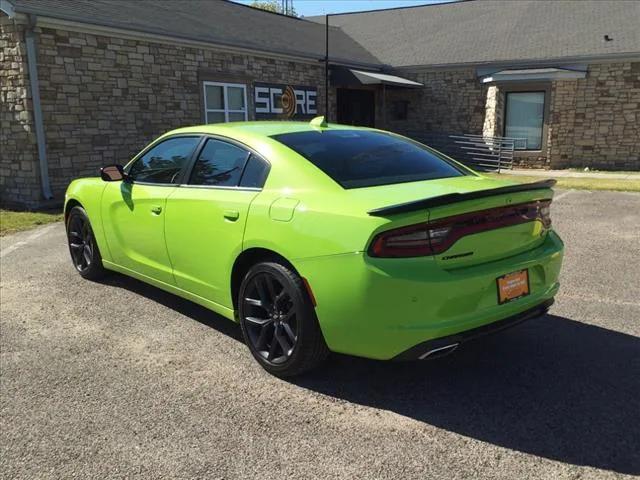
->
<box><xmin>1</xmin><ymin>0</ymin><xmax>639</xmax><ymax>207</ymax></box>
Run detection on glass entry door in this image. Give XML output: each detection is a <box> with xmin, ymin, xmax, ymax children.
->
<box><xmin>504</xmin><ymin>91</ymin><xmax>545</xmax><ymax>150</ymax></box>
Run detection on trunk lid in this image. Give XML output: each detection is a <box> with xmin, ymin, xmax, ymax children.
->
<box><xmin>352</xmin><ymin>175</ymin><xmax>555</xmax><ymax>268</ymax></box>
<box><xmin>428</xmin><ymin>194</ymin><xmax>552</xmax><ymax>269</ymax></box>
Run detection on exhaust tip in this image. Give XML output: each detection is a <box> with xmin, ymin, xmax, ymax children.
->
<box><xmin>418</xmin><ymin>343</ymin><xmax>460</xmax><ymax>360</ymax></box>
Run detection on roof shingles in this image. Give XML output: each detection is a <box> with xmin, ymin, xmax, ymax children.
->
<box><xmin>10</xmin><ymin>0</ymin><xmax>640</xmax><ymax>68</ymax></box>
<box><xmin>311</xmin><ymin>0</ymin><xmax>640</xmax><ymax>67</ymax></box>
<box><xmin>10</xmin><ymin>0</ymin><xmax>381</xmax><ymax>66</ymax></box>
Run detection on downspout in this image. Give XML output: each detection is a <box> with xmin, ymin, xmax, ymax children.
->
<box><xmin>24</xmin><ymin>14</ymin><xmax>53</xmax><ymax>200</ymax></box>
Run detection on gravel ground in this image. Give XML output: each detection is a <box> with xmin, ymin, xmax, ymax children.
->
<box><xmin>1</xmin><ymin>189</ymin><xmax>639</xmax><ymax>479</ymax></box>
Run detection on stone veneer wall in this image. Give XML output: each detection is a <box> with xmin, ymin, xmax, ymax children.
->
<box><xmin>0</xmin><ymin>14</ymin><xmax>40</xmax><ymax>207</ymax></box>
<box><xmin>547</xmin><ymin>62</ymin><xmax>640</xmax><ymax>170</ymax></box>
<box><xmin>3</xmin><ymin>22</ymin><xmax>333</xmax><ymax>205</ymax></box>
<box><xmin>480</xmin><ymin>62</ymin><xmax>639</xmax><ymax>169</ymax></box>
<box><xmin>380</xmin><ymin>63</ymin><xmax>639</xmax><ymax>171</ymax></box>
<box><xmin>381</xmin><ymin>68</ymin><xmax>488</xmax><ymax>135</ymax></box>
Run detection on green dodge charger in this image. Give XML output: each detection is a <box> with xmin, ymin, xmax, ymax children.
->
<box><xmin>64</xmin><ymin>118</ymin><xmax>564</xmax><ymax>376</ymax></box>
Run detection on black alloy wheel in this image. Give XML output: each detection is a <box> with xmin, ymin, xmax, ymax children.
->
<box><xmin>239</xmin><ymin>262</ymin><xmax>329</xmax><ymax>376</ymax></box>
<box><xmin>68</xmin><ymin>213</ymin><xmax>94</xmax><ymax>273</ymax></box>
<box><xmin>242</xmin><ymin>272</ymin><xmax>299</xmax><ymax>364</ymax></box>
<box><xmin>66</xmin><ymin>206</ymin><xmax>106</xmax><ymax>280</ymax></box>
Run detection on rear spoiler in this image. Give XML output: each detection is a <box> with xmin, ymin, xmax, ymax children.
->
<box><xmin>367</xmin><ymin>179</ymin><xmax>557</xmax><ymax>217</ymax></box>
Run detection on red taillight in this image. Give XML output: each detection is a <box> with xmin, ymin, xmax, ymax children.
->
<box><xmin>369</xmin><ymin>200</ymin><xmax>552</xmax><ymax>258</ymax></box>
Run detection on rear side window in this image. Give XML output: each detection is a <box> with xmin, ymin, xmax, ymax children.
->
<box><xmin>189</xmin><ymin>139</ymin><xmax>249</xmax><ymax>187</ymax></box>
<box><xmin>239</xmin><ymin>154</ymin><xmax>270</xmax><ymax>188</ymax></box>
<box><xmin>128</xmin><ymin>136</ymin><xmax>200</xmax><ymax>184</ymax></box>
<box><xmin>271</xmin><ymin>130</ymin><xmax>466</xmax><ymax>189</ymax></box>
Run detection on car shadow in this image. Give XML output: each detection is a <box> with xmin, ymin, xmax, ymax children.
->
<box><xmin>103</xmin><ymin>274</ymin><xmax>639</xmax><ymax>474</ymax></box>
<box><xmin>295</xmin><ymin>315</ymin><xmax>640</xmax><ymax>474</ymax></box>
<box><xmin>102</xmin><ymin>273</ymin><xmax>244</xmax><ymax>343</ymax></box>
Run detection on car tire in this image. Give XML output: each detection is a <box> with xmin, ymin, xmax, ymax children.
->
<box><xmin>238</xmin><ymin>261</ymin><xmax>329</xmax><ymax>377</ymax></box>
<box><xmin>66</xmin><ymin>205</ymin><xmax>107</xmax><ymax>281</ymax></box>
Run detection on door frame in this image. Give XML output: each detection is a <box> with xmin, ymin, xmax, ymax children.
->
<box><xmin>177</xmin><ymin>134</ymin><xmax>271</xmax><ymax>191</ymax></box>
<box><xmin>500</xmin><ymin>82</ymin><xmax>551</xmax><ymax>158</ymax></box>
<box><xmin>124</xmin><ymin>134</ymin><xmax>205</xmax><ymax>186</ymax></box>
<box><xmin>336</xmin><ymin>87</ymin><xmax>377</xmax><ymax>127</ymax></box>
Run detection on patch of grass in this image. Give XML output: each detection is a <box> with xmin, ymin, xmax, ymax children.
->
<box><xmin>0</xmin><ymin>209</ymin><xmax>64</xmax><ymax>237</ymax></box>
<box><xmin>486</xmin><ymin>174</ymin><xmax>640</xmax><ymax>192</ymax></box>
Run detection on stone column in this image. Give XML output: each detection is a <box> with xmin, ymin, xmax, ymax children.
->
<box><xmin>482</xmin><ymin>84</ymin><xmax>502</xmax><ymax>139</ymax></box>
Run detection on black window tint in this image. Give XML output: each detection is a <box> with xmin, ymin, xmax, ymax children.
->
<box><xmin>189</xmin><ymin>139</ymin><xmax>249</xmax><ymax>187</ymax></box>
<box><xmin>129</xmin><ymin>136</ymin><xmax>200</xmax><ymax>184</ymax></box>
<box><xmin>271</xmin><ymin>130</ymin><xmax>466</xmax><ymax>189</ymax></box>
<box><xmin>239</xmin><ymin>154</ymin><xmax>269</xmax><ymax>188</ymax></box>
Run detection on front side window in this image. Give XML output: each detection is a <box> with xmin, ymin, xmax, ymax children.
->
<box><xmin>203</xmin><ymin>82</ymin><xmax>247</xmax><ymax>123</ymax></box>
<box><xmin>504</xmin><ymin>91</ymin><xmax>545</xmax><ymax>150</ymax></box>
<box><xmin>189</xmin><ymin>139</ymin><xmax>249</xmax><ymax>187</ymax></box>
<box><xmin>128</xmin><ymin>136</ymin><xmax>200</xmax><ymax>184</ymax></box>
<box><xmin>271</xmin><ymin>130</ymin><xmax>466</xmax><ymax>189</ymax></box>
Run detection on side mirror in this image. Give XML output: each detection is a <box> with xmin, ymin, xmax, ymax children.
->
<box><xmin>100</xmin><ymin>164</ymin><xmax>127</xmax><ymax>182</ymax></box>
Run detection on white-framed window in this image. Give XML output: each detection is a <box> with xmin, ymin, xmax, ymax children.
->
<box><xmin>203</xmin><ymin>82</ymin><xmax>248</xmax><ymax>123</ymax></box>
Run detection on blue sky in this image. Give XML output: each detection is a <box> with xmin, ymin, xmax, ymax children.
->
<box><xmin>233</xmin><ymin>0</ymin><xmax>451</xmax><ymax>17</ymax></box>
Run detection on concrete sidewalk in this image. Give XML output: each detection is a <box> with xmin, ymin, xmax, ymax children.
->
<box><xmin>502</xmin><ymin>169</ymin><xmax>640</xmax><ymax>180</ymax></box>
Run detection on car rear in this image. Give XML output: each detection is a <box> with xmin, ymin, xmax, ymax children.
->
<box><xmin>271</xmin><ymin>126</ymin><xmax>564</xmax><ymax>360</ymax></box>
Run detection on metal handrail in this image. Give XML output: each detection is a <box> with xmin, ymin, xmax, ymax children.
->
<box><xmin>403</xmin><ymin>131</ymin><xmax>526</xmax><ymax>172</ymax></box>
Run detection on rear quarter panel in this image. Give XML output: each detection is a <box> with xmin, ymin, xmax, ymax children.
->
<box><xmin>237</xmin><ymin>135</ymin><xmax>389</xmax><ymax>260</ymax></box>
<box><xmin>242</xmin><ymin>188</ymin><xmax>392</xmax><ymax>260</ymax></box>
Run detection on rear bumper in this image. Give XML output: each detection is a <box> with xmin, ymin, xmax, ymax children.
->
<box><xmin>392</xmin><ymin>298</ymin><xmax>553</xmax><ymax>361</ymax></box>
<box><xmin>295</xmin><ymin>230</ymin><xmax>564</xmax><ymax>360</ymax></box>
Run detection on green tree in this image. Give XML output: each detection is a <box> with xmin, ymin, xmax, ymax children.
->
<box><xmin>250</xmin><ymin>0</ymin><xmax>297</xmax><ymax>17</ymax></box>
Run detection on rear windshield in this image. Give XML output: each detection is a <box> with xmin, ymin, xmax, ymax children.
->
<box><xmin>271</xmin><ymin>130</ymin><xmax>466</xmax><ymax>189</ymax></box>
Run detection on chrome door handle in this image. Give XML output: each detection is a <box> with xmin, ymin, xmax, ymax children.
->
<box><xmin>151</xmin><ymin>205</ymin><xmax>162</xmax><ymax>215</ymax></box>
<box><xmin>224</xmin><ymin>210</ymin><xmax>240</xmax><ymax>221</ymax></box>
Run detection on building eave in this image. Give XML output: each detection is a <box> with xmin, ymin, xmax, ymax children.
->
<box><xmin>392</xmin><ymin>52</ymin><xmax>640</xmax><ymax>72</ymax></box>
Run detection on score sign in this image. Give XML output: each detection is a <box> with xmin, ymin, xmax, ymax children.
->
<box><xmin>254</xmin><ymin>82</ymin><xmax>317</xmax><ymax>119</ymax></box>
